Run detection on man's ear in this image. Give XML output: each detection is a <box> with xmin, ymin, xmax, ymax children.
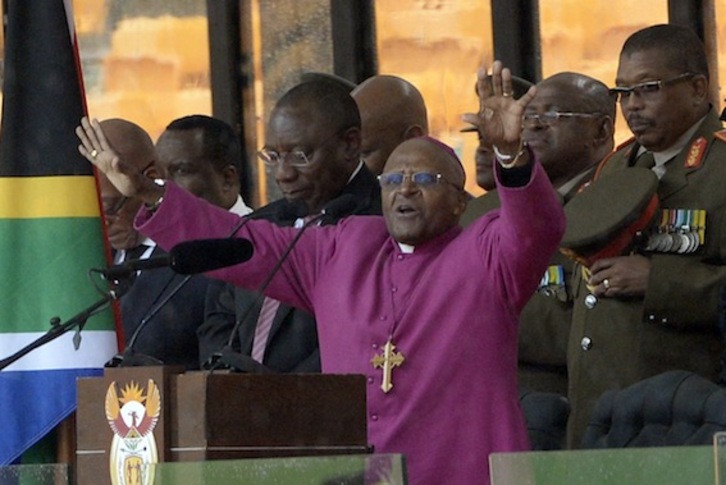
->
<box><xmin>691</xmin><ymin>74</ymin><xmax>709</xmax><ymax>105</ymax></box>
<box><xmin>142</xmin><ymin>162</ymin><xmax>161</xmax><ymax>180</ymax></box>
<box><xmin>341</xmin><ymin>126</ymin><xmax>362</xmax><ymax>163</ymax></box>
<box><xmin>452</xmin><ymin>190</ymin><xmax>468</xmax><ymax>216</ymax></box>
<box><xmin>403</xmin><ymin>125</ymin><xmax>425</xmax><ymax>140</ymax></box>
<box><xmin>221</xmin><ymin>165</ymin><xmax>240</xmax><ymax>192</ymax></box>
<box><xmin>592</xmin><ymin>116</ymin><xmax>614</xmax><ymax>149</ymax></box>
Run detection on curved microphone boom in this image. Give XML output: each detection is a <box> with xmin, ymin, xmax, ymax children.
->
<box><xmin>106</xmin><ymin>200</ymin><xmax>304</xmax><ymax>368</ymax></box>
<box><xmin>207</xmin><ymin>194</ymin><xmax>358</xmax><ymax>372</ymax></box>
<box><xmin>104</xmin><ymin>238</ymin><xmax>253</xmax><ymax>367</ymax></box>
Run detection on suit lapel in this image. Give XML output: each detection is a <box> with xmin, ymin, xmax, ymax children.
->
<box><xmin>236</xmin><ymin>290</ymin><xmax>264</xmax><ymax>353</ymax></box>
<box><xmin>267</xmin><ymin>304</ymin><xmax>294</xmax><ymax>344</ymax></box>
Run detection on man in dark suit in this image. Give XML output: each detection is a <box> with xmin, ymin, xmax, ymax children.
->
<box><xmin>198</xmin><ymin>80</ymin><xmax>381</xmax><ymax>372</ymax></box>
<box><xmin>100</xmin><ymin>116</ymin><xmax>252</xmax><ymax>370</ymax></box>
<box><xmin>566</xmin><ymin>24</ymin><xmax>726</xmax><ymax>447</ymax></box>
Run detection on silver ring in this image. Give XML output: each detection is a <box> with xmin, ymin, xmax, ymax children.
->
<box><xmin>602</xmin><ymin>278</ymin><xmax>610</xmax><ymax>290</ymax></box>
<box><xmin>90</xmin><ymin>149</ymin><xmax>98</xmax><ymax>159</ymax></box>
<box><xmin>502</xmin><ymin>92</ymin><xmax>512</xmax><ymax>98</ymax></box>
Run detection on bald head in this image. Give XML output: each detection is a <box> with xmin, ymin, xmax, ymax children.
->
<box><xmin>539</xmin><ymin>72</ymin><xmax>616</xmax><ymax>120</ymax></box>
<box><xmin>522</xmin><ymin>72</ymin><xmax>615</xmax><ymax>188</ymax></box>
<box><xmin>100</xmin><ymin>118</ymin><xmax>156</xmax><ymax>173</ymax></box>
<box><xmin>97</xmin><ymin>119</ymin><xmax>155</xmax><ymax>251</ymax></box>
<box><xmin>352</xmin><ymin>75</ymin><xmax>429</xmax><ymax>175</ymax></box>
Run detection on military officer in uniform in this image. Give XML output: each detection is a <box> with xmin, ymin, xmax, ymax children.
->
<box><xmin>462</xmin><ymin>72</ymin><xmax>616</xmax><ymax>399</ymax></box>
<box><xmin>566</xmin><ymin>24</ymin><xmax>726</xmax><ymax>448</ymax></box>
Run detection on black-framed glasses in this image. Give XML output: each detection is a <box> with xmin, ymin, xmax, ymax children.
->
<box><xmin>609</xmin><ymin>72</ymin><xmax>695</xmax><ymax>103</ymax></box>
<box><xmin>522</xmin><ymin>111</ymin><xmax>602</xmax><ymax>127</ymax></box>
<box><xmin>378</xmin><ymin>171</ymin><xmax>459</xmax><ymax>189</ymax></box>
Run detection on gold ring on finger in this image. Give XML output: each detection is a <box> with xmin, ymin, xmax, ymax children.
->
<box><xmin>90</xmin><ymin>149</ymin><xmax>98</xmax><ymax>158</ymax></box>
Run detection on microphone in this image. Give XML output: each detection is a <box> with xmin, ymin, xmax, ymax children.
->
<box><xmin>107</xmin><ymin>200</ymin><xmax>298</xmax><ymax>368</ymax></box>
<box><xmin>205</xmin><ymin>195</ymin><xmax>358</xmax><ymax>372</ymax></box>
<box><xmin>108</xmin><ymin>202</ymin><xmax>287</xmax><ymax>369</ymax></box>
<box><xmin>227</xmin><ymin>198</ymin><xmax>308</xmax><ymax>237</ymax></box>
<box><xmin>101</xmin><ymin>238</ymin><xmax>254</xmax><ymax>280</ymax></box>
<box><xmin>105</xmin><ymin>238</ymin><xmax>254</xmax><ymax>368</ymax></box>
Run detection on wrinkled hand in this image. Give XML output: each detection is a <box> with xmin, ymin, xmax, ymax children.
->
<box><xmin>76</xmin><ymin>117</ymin><xmax>158</xmax><ymax>202</ymax></box>
<box><xmin>588</xmin><ymin>255</ymin><xmax>651</xmax><ymax>298</ymax></box>
<box><xmin>461</xmin><ymin>60</ymin><xmax>536</xmax><ymax>156</ymax></box>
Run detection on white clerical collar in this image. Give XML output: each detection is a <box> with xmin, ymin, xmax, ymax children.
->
<box><xmin>397</xmin><ymin>243</ymin><xmax>415</xmax><ymax>254</ymax></box>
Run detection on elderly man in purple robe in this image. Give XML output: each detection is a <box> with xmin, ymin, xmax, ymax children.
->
<box><xmin>76</xmin><ymin>61</ymin><xmax>565</xmax><ymax>485</ymax></box>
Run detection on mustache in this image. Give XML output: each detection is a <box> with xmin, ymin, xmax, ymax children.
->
<box><xmin>626</xmin><ymin>114</ymin><xmax>652</xmax><ymax>127</ymax></box>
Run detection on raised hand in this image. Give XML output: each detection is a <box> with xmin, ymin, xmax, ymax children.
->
<box><xmin>76</xmin><ymin>117</ymin><xmax>161</xmax><ymax>203</ymax></box>
<box><xmin>461</xmin><ymin>61</ymin><xmax>536</xmax><ymax>161</ymax></box>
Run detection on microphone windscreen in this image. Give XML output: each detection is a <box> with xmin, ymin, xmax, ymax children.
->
<box><xmin>170</xmin><ymin>238</ymin><xmax>254</xmax><ymax>274</ymax></box>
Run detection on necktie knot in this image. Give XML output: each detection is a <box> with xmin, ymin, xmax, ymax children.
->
<box><xmin>125</xmin><ymin>244</ymin><xmax>150</xmax><ymax>261</ymax></box>
<box><xmin>635</xmin><ymin>151</ymin><xmax>655</xmax><ymax>169</ymax></box>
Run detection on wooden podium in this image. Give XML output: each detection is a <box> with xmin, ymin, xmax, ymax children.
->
<box><xmin>76</xmin><ymin>367</ymin><xmax>368</xmax><ymax>485</ymax></box>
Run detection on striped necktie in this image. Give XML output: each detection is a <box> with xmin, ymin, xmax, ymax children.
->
<box><xmin>251</xmin><ymin>297</ymin><xmax>281</xmax><ymax>362</ymax></box>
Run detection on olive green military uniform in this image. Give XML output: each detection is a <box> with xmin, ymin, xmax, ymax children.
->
<box><xmin>567</xmin><ymin>109</ymin><xmax>726</xmax><ymax>447</ymax></box>
<box><xmin>462</xmin><ymin>176</ymin><xmax>583</xmax><ymax>396</ymax></box>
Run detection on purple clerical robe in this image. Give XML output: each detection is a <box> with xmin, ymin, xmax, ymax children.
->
<box><xmin>136</xmin><ymin>162</ymin><xmax>565</xmax><ymax>484</ymax></box>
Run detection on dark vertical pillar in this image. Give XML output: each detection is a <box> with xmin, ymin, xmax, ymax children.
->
<box><xmin>490</xmin><ymin>0</ymin><xmax>541</xmax><ymax>83</ymax></box>
<box><xmin>330</xmin><ymin>0</ymin><xmax>377</xmax><ymax>84</ymax></box>
<box><xmin>206</xmin><ymin>0</ymin><xmax>251</xmax><ymax>203</ymax></box>
<box><xmin>668</xmin><ymin>0</ymin><xmax>719</xmax><ymax>108</ymax></box>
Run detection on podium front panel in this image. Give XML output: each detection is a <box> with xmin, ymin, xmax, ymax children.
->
<box><xmin>172</xmin><ymin>373</ymin><xmax>368</xmax><ymax>460</ymax></box>
<box><xmin>76</xmin><ymin>366</ymin><xmax>182</xmax><ymax>485</ymax></box>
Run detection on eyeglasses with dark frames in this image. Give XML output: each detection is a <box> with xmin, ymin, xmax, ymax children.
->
<box><xmin>609</xmin><ymin>72</ymin><xmax>696</xmax><ymax>103</ymax></box>
<box><xmin>522</xmin><ymin>111</ymin><xmax>603</xmax><ymax>127</ymax></box>
<box><xmin>377</xmin><ymin>171</ymin><xmax>462</xmax><ymax>190</ymax></box>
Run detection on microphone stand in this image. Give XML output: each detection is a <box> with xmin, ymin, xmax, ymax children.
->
<box><xmin>106</xmin><ymin>275</ymin><xmax>193</xmax><ymax>367</ymax></box>
<box><xmin>204</xmin><ymin>195</ymin><xmax>357</xmax><ymax>372</ymax></box>
<box><xmin>106</xmin><ymin>207</ymin><xmax>270</xmax><ymax>367</ymax></box>
<box><xmin>205</xmin><ymin>214</ymin><xmax>325</xmax><ymax>373</ymax></box>
<box><xmin>0</xmin><ymin>285</ymin><xmax>126</xmax><ymax>371</ymax></box>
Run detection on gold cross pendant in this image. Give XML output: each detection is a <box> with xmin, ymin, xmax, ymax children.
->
<box><xmin>371</xmin><ymin>339</ymin><xmax>405</xmax><ymax>393</ymax></box>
